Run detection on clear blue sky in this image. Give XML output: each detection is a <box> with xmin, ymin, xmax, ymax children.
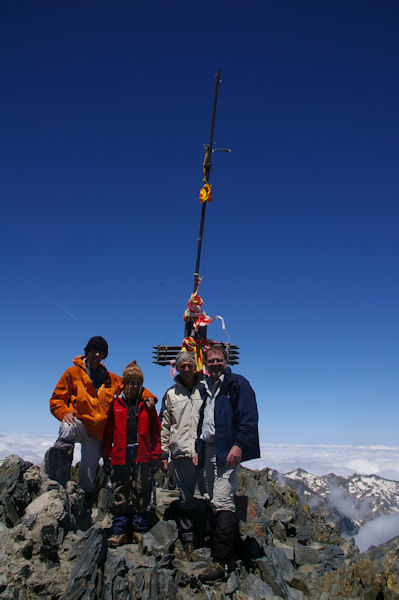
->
<box><xmin>1</xmin><ymin>1</ymin><xmax>398</xmax><ymax>445</ymax></box>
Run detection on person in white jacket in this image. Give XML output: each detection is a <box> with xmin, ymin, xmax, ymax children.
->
<box><xmin>160</xmin><ymin>351</ymin><xmax>205</xmax><ymax>558</ymax></box>
<box><xmin>161</xmin><ymin>351</ymin><xmax>205</xmax><ymax>499</ymax></box>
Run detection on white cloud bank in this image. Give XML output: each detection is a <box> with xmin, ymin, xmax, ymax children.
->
<box><xmin>1</xmin><ymin>434</ymin><xmax>398</xmax><ymax>481</ymax></box>
<box><xmin>0</xmin><ymin>432</ymin><xmax>81</xmax><ymax>464</ymax></box>
<box><xmin>355</xmin><ymin>514</ymin><xmax>399</xmax><ymax>553</ymax></box>
<box><xmin>245</xmin><ymin>443</ymin><xmax>399</xmax><ymax>481</ymax></box>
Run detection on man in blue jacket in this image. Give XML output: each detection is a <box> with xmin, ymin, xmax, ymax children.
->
<box><xmin>196</xmin><ymin>343</ymin><xmax>260</xmax><ymax>582</ymax></box>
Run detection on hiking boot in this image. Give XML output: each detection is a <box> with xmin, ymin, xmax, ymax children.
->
<box><xmin>132</xmin><ymin>531</ymin><xmax>143</xmax><ymax>544</ymax></box>
<box><xmin>198</xmin><ymin>562</ymin><xmax>225</xmax><ymax>583</ymax></box>
<box><xmin>107</xmin><ymin>533</ymin><xmax>128</xmax><ymax>548</ymax></box>
<box><xmin>184</xmin><ymin>543</ymin><xmax>195</xmax><ymax>561</ymax></box>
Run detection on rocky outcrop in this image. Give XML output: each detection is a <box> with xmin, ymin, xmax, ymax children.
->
<box><xmin>0</xmin><ymin>455</ymin><xmax>397</xmax><ymax>599</ymax></box>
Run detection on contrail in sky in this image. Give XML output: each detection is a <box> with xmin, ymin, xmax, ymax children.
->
<box><xmin>38</xmin><ymin>290</ymin><xmax>79</xmax><ymax>320</ymax></box>
<box><xmin>51</xmin><ymin>300</ymin><xmax>79</xmax><ymax>320</ymax></box>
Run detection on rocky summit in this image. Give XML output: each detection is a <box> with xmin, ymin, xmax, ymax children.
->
<box><xmin>1</xmin><ymin>455</ymin><xmax>399</xmax><ymax>600</ymax></box>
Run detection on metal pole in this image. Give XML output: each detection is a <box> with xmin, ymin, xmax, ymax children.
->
<box><xmin>193</xmin><ymin>69</ymin><xmax>221</xmax><ymax>292</ymax></box>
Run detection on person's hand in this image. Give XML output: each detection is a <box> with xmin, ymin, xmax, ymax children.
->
<box><xmin>226</xmin><ymin>445</ymin><xmax>242</xmax><ymax>468</ymax></box>
<box><xmin>62</xmin><ymin>412</ymin><xmax>75</xmax><ymax>425</ymax></box>
<box><xmin>161</xmin><ymin>459</ymin><xmax>168</xmax><ymax>472</ymax></box>
<box><xmin>103</xmin><ymin>458</ymin><xmax>111</xmax><ymax>476</ymax></box>
<box><xmin>144</xmin><ymin>397</ymin><xmax>156</xmax><ymax>409</ymax></box>
<box><xmin>192</xmin><ymin>454</ymin><xmax>198</xmax><ymax>466</ymax></box>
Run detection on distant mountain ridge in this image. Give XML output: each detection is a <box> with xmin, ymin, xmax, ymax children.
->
<box><xmin>272</xmin><ymin>468</ymin><xmax>399</xmax><ymax>538</ymax></box>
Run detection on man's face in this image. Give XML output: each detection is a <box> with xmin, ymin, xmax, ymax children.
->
<box><xmin>124</xmin><ymin>377</ymin><xmax>142</xmax><ymax>400</ymax></box>
<box><xmin>86</xmin><ymin>349</ymin><xmax>105</xmax><ymax>370</ymax></box>
<box><xmin>206</xmin><ymin>349</ymin><xmax>227</xmax><ymax>381</ymax></box>
<box><xmin>177</xmin><ymin>360</ymin><xmax>196</xmax><ymax>387</ymax></box>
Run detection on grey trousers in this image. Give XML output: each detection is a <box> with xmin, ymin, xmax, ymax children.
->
<box><xmin>57</xmin><ymin>418</ymin><xmax>101</xmax><ymax>492</ymax></box>
<box><xmin>203</xmin><ymin>442</ymin><xmax>238</xmax><ymax>512</ymax></box>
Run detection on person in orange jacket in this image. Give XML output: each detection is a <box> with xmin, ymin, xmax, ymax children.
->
<box><xmin>48</xmin><ymin>336</ymin><xmax>122</xmax><ymax>512</ymax></box>
<box><xmin>102</xmin><ymin>360</ymin><xmax>161</xmax><ymax>547</ymax></box>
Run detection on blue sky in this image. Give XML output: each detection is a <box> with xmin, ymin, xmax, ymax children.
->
<box><xmin>1</xmin><ymin>0</ymin><xmax>398</xmax><ymax>446</ymax></box>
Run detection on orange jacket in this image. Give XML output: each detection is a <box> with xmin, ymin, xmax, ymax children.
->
<box><xmin>50</xmin><ymin>356</ymin><xmax>122</xmax><ymax>440</ymax></box>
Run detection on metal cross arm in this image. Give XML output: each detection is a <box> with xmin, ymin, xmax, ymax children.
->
<box><xmin>152</xmin><ymin>344</ymin><xmax>240</xmax><ymax>366</ymax></box>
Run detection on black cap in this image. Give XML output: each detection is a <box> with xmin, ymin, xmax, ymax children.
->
<box><xmin>84</xmin><ymin>336</ymin><xmax>108</xmax><ymax>358</ymax></box>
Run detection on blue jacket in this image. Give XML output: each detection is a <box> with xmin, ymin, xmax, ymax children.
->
<box><xmin>197</xmin><ymin>367</ymin><xmax>260</xmax><ymax>467</ymax></box>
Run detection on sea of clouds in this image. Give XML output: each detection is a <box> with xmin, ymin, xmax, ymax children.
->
<box><xmin>2</xmin><ymin>433</ymin><xmax>398</xmax><ymax>481</ymax></box>
<box><xmin>246</xmin><ymin>443</ymin><xmax>399</xmax><ymax>481</ymax></box>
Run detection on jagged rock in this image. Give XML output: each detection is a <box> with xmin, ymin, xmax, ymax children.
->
<box><xmin>274</xmin><ymin>541</ymin><xmax>294</xmax><ymax>562</ymax></box>
<box><xmin>270</xmin><ymin>507</ymin><xmax>295</xmax><ymax>524</ymax></box>
<box><xmin>294</xmin><ymin>543</ymin><xmax>322</xmax><ymax>566</ymax></box>
<box><xmin>2</xmin><ymin>455</ymin><xmax>398</xmax><ymax>600</ymax></box>
<box><xmin>240</xmin><ymin>573</ymin><xmax>276</xmax><ymax>599</ymax></box>
<box><xmin>135</xmin><ymin>567</ymin><xmax>151</xmax><ymax>599</ymax></box>
<box><xmin>147</xmin><ymin>567</ymin><xmax>178</xmax><ymax>600</ymax></box>
<box><xmin>0</xmin><ymin>455</ymin><xmax>35</xmax><ymax>527</ymax></box>
<box><xmin>23</xmin><ymin>464</ymin><xmax>41</xmax><ymax>498</ymax></box>
<box><xmin>140</xmin><ymin>519</ymin><xmax>178</xmax><ymax>556</ymax></box>
<box><xmin>23</xmin><ymin>487</ymin><xmax>70</xmax><ymax>553</ymax></box>
<box><xmin>63</xmin><ymin>527</ymin><xmax>107</xmax><ymax>599</ymax></box>
<box><xmin>319</xmin><ymin>544</ymin><xmax>345</xmax><ymax>571</ymax></box>
<box><xmin>175</xmin><ymin>567</ymin><xmax>190</xmax><ymax>586</ymax></box>
<box><xmin>256</xmin><ymin>546</ymin><xmax>307</xmax><ymax>599</ymax></box>
<box><xmin>40</xmin><ymin>523</ymin><xmax>60</xmax><ymax>562</ymax></box>
<box><xmin>285</xmin><ymin>587</ymin><xmax>305</xmax><ymax>600</ymax></box>
<box><xmin>295</xmin><ymin>525</ymin><xmax>313</xmax><ymax>544</ymax></box>
<box><xmin>312</xmin><ymin>557</ymin><xmax>383</xmax><ymax>599</ymax></box>
<box><xmin>102</xmin><ymin>551</ymin><xmax>130</xmax><ymax>600</ymax></box>
<box><xmin>236</xmin><ymin>470</ymin><xmax>273</xmax><ymax>557</ymax></box>
<box><xmin>66</xmin><ymin>480</ymin><xmax>95</xmax><ymax>531</ymax></box>
<box><xmin>225</xmin><ymin>571</ymin><xmax>241</xmax><ymax>595</ymax></box>
<box><xmin>231</xmin><ymin>593</ymin><xmax>253</xmax><ymax>600</ymax></box>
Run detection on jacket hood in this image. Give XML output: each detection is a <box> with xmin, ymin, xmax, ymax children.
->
<box><xmin>73</xmin><ymin>355</ymin><xmax>86</xmax><ymax>368</ymax></box>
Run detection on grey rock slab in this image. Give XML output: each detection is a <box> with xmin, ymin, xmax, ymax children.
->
<box><xmin>102</xmin><ymin>552</ymin><xmax>128</xmax><ymax>600</ymax></box>
<box><xmin>232</xmin><ymin>593</ymin><xmax>253</xmax><ymax>600</ymax></box>
<box><xmin>156</xmin><ymin>568</ymin><xmax>179</xmax><ymax>599</ymax></box>
<box><xmin>225</xmin><ymin>571</ymin><xmax>241</xmax><ymax>595</ymax></box>
<box><xmin>0</xmin><ymin>455</ymin><xmax>33</xmax><ymax>527</ymax></box>
<box><xmin>240</xmin><ymin>573</ymin><xmax>277</xmax><ymax>599</ymax></box>
<box><xmin>242</xmin><ymin>477</ymin><xmax>269</xmax><ymax>509</ymax></box>
<box><xmin>294</xmin><ymin>544</ymin><xmax>322</xmax><ymax>566</ymax></box>
<box><xmin>270</xmin><ymin>508</ymin><xmax>295</xmax><ymax>524</ymax></box>
<box><xmin>24</xmin><ymin>489</ymin><xmax>67</xmax><ymax>523</ymax></box>
<box><xmin>285</xmin><ymin>587</ymin><xmax>305</xmax><ymax>600</ymax></box>
<box><xmin>273</xmin><ymin>541</ymin><xmax>294</xmax><ymax>563</ymax></box>
<box><xmin>295</xmin><ymin>525</ymin><xmax>313</xmax><ymax>544</ymax></box>
<box><xmin>319</xmin><ymin>544</ymin><xmax>345</xmax><ymax>571</ymax></box>
<box><xmin>258</xmin><ymin>546</ymin><xmax>296</xmax><ymax>590</ymax></box>
<box><xmin>134</xmin><ymin>568</ymin><xmax>150</xmax><ymax>600</ymax></box>
<box><xmin>140</xmin><ymin>519</ymin><xmax>178</xmax><ymax>556</ymax></box>
<box><xmin>63</xmin><ymin>527</ymin><xmax>107</xmax><ymax>599</ymax></box>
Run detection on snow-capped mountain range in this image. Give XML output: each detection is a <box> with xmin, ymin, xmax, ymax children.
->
<box><xmin>272</xmin><ymin>468</ymin><xmax>399</xmax><ymax>551</ymax></box>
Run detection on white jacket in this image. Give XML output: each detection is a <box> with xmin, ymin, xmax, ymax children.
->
<box><xmin>160</xmin><ymin>375</ymin><xmax>204</xmax><ymax>460</ymax></box>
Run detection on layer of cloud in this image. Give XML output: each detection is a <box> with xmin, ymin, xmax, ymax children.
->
<box><xmin>1</xmin><ymin>434</ymin><xmax>399</xmax><ymax>482</ymax></box>
<box><xmin>246</xmin><ymin>443</ymin><xmax>399</xmax><ymax>480</ymax></box>
<box><xmin>0</xmin><ymin>432</ymin><xmax>81</xmax><ymax>464</ymax></box>
<box><xmin>355</xmin><ymin>513</ymin><xmax>399</xmax><ymax>553</ymax></box>
<box><xmin>327</xmin><ymin>487</ymin><xmax>374</xmax><ymax>521</ymax></box>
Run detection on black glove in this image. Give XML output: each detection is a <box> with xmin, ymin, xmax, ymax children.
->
<box><xmin>103</xmin><ymin>458</ymin><xmax>111</xmax><ymax>476</ymax></box>
<box><xmin>151</xmin><ymin>459</ymin><xmax>161</xmax><ymax>473</ymax></box>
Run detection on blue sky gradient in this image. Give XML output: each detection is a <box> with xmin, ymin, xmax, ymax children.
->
<box><xmin>1</xmin><ymin>1</ymin><xmax>398</xmax><ymax>445</ymax></box>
